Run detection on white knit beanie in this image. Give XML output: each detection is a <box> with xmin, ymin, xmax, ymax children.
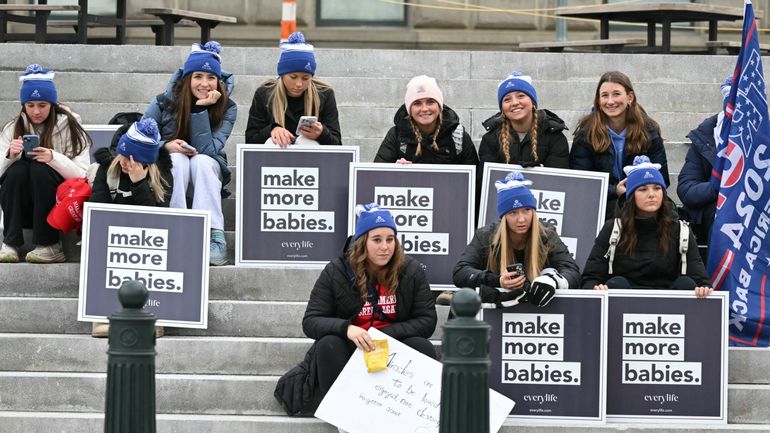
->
<box><xmin>404</xmin><ymin>75</ymin><xmax>444</xmax><ymax>110</ymax></box>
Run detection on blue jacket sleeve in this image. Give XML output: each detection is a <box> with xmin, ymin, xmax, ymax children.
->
<box><xmin>142</xmin><ymin>97</ymin><xmax>166</xmax><ymax>146</ymax></box>
<box><xmin>677</xmin><ymin>145</ymin><xmax>718</xmax><ymax>208</ymax></box>
<box><xmin>189</xmin><ymin>101</ymin><xmax>237</xmax><ymax>157</ymax></box>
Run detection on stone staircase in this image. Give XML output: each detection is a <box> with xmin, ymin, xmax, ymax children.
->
<box><xmin>1</xmin><ymin>43</ymin><xmax>768</xmax><ymax>432</ymax></box>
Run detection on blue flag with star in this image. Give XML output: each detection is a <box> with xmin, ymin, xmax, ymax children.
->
<box><xmin>708</xmin><ymin>0</ymin><xmax>770</xmax><ymax>346</ymax></box>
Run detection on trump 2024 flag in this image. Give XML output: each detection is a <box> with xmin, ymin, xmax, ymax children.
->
<box><xmin>708</xmin><ymin>0</ymin><xmax>770</xmax><ymax>347</ymax></box>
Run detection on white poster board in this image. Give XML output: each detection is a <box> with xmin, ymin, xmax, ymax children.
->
<box><xmin>315</xmin><ymin>327</ymin><xmax>515</xmax><ymax>433</ymax></box>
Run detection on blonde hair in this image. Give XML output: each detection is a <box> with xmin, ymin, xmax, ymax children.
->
<box><xmin>347</xmin><ymin>232</ymin><xmax>405</xmax><ymax>302</ymax></box>
<box><xmin>408</xmin><ymin>111</ymin><xmax>442</xmax><ymax>157</ymax></box>
<box><xmin>499</xmin><ymin>108</ymin><xmax>539</xmax><ymax>164</ymax></box>
<box><xmin>107</xmin><ymin>157</ymin><xmax>168</xmax><ymax>203</ymax></box>
<box><xmin>266</xmin><ymin>77</ymin><xmax>332</xmax><ymax>128</ymax></box>
<box><xmin>486</xmin><ymin>212</ymin><xmax>548</xmax><ymax>281</ymax></box>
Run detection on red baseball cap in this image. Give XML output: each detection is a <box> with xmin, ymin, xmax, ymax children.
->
<box><xmin>47</xmin><ymin>178</ymin><xmax>92</xmax><ymax>234</ymax></box>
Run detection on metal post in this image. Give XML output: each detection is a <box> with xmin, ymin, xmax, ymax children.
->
<box><xmin>555</xmin><ymin>0</ymin><xmax>567</xmax><ymax>42</ymax></box>
<box><xmin>439</xmin><ymin>289</ymin><xmax>490</xmax><ymax>433</ymax></box>
<box><xmin>104</xmin><ymin>280</ymin><xmax>157</xmax><ymax>433</ymax></box>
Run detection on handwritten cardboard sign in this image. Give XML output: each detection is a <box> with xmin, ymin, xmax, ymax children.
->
<box><xmin>315</xmin><ymin>328</ymin><xmax>515</xmax><ymax>433</ymax></box>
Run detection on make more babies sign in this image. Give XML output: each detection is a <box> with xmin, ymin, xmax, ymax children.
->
<box><xmin>315</xmin><ymin>327</ymin><xmax>515</xmax><ymax>433</ymax></box>
<box><xmin>237</xmin><ymin>145</ymin><xmax>359</xmax><ymax>267</ymax></box>
<box><xmin>479</xmin><ymin>163</ymin><xmax>608</xmax><ymax>270</ymax></box>
<box><xmin>606</xmin><ymin>290</ymin><xmax>728</xmax><ymax>423</ymax></box>
<box><xmin>78</xmin><ymin>202</ymin><xmax>210</xmax><ymax>328</ymax></box>
<box><xmin>350</xmin><ymin>163</ymin><xmax>475</xmax><ymax>289</ymax></box>
<box><xmin>483</xmin><ymin>291</ymin><xmax>607</xmax><ymax>422</ymax></box>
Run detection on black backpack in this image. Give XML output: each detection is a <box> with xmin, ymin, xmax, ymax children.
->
<box><xmin>108</xmin><ymin>112</ymin><xmax>143</xmax><ymax>151</ymax></box>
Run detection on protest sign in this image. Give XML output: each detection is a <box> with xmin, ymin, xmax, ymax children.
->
<box><xmin>606</xmin><ymin>290</ymin><xmax>728</xmax><ymax>423</ymax></box>
<box><xmin>350</xmin><ymin>163</ymin><xmax>475</xmax><ymax>289</ymax></box>
<box><xmin>479</xmin><ymin>163</ymin><xmax>608</xmax><ymax>269</ymax></box>
<box><xmin>483</xmin><ymin>290</ymin><xmax>607</xmax><ymax>422</ymax></box>
<box><xmin>237</xmin><ymin>144</ymin><xmax>359</xmax><ymax>267</ymax></box>
<box><xmin>78</xmin><ymin>202</ymin><xmax>210</xmax><ymax>328</ymax></box>
<box><xmin>84</xmin><ymin>124</ymin><xmax>120</xmax><ymax>163</ymax></box>
<box><xmin>315</xmin><ymin>327</ymin><xmax>514</xmax><ymax>433</ymax></box>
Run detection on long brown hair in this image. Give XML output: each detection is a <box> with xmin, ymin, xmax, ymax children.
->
<box><xmin>499</xmin><ymin>108</ymin><xmax>539</xmax><ymax>163</ymax></box>
<box><xmin>264</xmin><ymin>76</ymin><xmax>332</xmax><ymax>128</ymax></box>
<box><xmin>347</xmin><ymin>232</ymin><xmax>405</xmax><ymax>302</ymax></box>
<box><xmin>487</xmin><ymin>212</ymin><xmax>549</xmax><ymax>281</ymax></box>
<box><xmin>617</xmin><ymin>191</ymin><xmax>673</xmax><ymax>256</ymax></box>
<box><xmin>574</xmin><ymin>71</ymin><xmax>660</xmax><ymax>155</ymax></box>
<box><xmin>10</xmin><ymin>104</ymin><xmax>89</xmax><ymax>159</ymax></box>
<box><xmin>408</xmin><ymin>110</ymin><xmax>442</xmax><ymax>157</ymax></box>
<box><xmin>169</xmin><ymin>74</ymin><xmax>229</xmax><ymax>142</ymax></box>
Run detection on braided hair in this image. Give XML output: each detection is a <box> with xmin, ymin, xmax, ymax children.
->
<box><xmin>499</xmin><ymin>108</ymin><xmax>539</xmax><ymax>164</ymax></box>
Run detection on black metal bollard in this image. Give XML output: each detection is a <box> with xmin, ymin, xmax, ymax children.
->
<box><xmin>439</xmin><ymin>288</ymin><xmax>490</xmax><ymax>433</ymax></box>
<box><xmin>104</xmin><ymin>280</ymin><xmax>157</xmax><ymax>433</ymax></box>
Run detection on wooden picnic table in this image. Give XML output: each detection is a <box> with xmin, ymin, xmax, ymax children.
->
<box><xmin>555</xmin><ymin>3</ymin><xmax>752</xmax><ymax>54</ymax></box>
<box><xmin>141</xmin><ymin>7</ymin><xmax>237</xmax><ymax>45</ymax></box>
<box><xmin>0</xmin><ymin>0</ymin><xmax>127</xmax><ymax>44</ymax></box>
<box><xmin>0</xmin><ymin>4</ymin><xmax>79</xmax><ymax>43</ymax></box>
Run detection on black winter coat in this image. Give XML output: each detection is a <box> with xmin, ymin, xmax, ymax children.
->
<box><xmin>245</xmin><ymin>82</ymin><xmax>342</xmax><ymax>146</ymax></box>
<box><xmin>580</xmin><ymin>216</ymin><xmax>710</xmax><ymax>289</ymax></box>
<box><xmin>569</xmin><ymin>123</ymin><xmax>669</xmax><ymax>220</ymax></box>
<box><xmin>677</xmin><ymin>114</ymin><xmax>718</xmax><ymax>243</ymax></box>
<box><xmin>89</xmin><ymin>147</ymin><xmax>173</xmax><ymax>207</ymax></box>
<box><xmin>374</xmin><ymin>104</ymin><xmax>479</xmax><ymax>165</ymax></box>
<box><xmin>453</xmin><ymin>221</ymin><xmax>580</xmax><ymax>302</ymax></box>
<box><xmin>302</xmin><ymin>240</ymin><xmax>437</xmax><ymax>341</ymax></box>
<box><xmin>478</xmin><ymin>109</ymin><xmax>569</xmax><ymax>169</ymax></box>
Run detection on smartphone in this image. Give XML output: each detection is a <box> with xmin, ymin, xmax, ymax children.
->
<box><xmin>295</xmin><ymin>116</ymin><xmax>318</xmax><ymax>135</ymax></box>
<box><xmin>22</xmin><ymin>135</ymin><xmax>39</xmax><ymax>156</ymax></box>
<box><xmin>507</xmin><ymin>263</ymin><xmax>524</xmax><ymax>276</ymax></box>
<box><xmin>180</xmin><ymin>142</ymin><xmax>197</xmax><ymax>152</ymax></box>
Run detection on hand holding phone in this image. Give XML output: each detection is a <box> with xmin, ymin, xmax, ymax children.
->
<box><xmin>22</xmin><ymin>135</ymin><xmax>39</xmax><ymax>156</ymax></box>
<box><xmin>180</xmin><ymin>142</ymin><xmax>197</xmax><ymax>153</ymax></box>
<box><xmin>507</xmin><ymin>263</ymin><xmax>524</xmax><ymax>276</ymax></box>
<box><xmin>295</xmin><ymin>116</ymin><xmax>318</xmax><ymax>136</ymax></box>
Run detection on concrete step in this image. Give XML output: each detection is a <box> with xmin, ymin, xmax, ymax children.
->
<box><xmin>0</xmin><ymin>412</ymin><xmax>336</xmax><ymax>433</ymax></box>
<box><xmin>1</xmin><ymin>412</ymin><xmax>770</xmax><ymax>433</ymax></box>
<box><xmin>0</xmin><ymin>297</ymin><xmax>450</xmax><ymax>339</ymax></box>
<box><xmin>0</xmin><ymin>44</ymin><xmax>738</xmax><ymax>84</ymax></box>
<box><xmin>0</xmin><ymin>334</ymin><xmax>312</xmax><ymax>375</ymax></box>
<box><xmin>0</xmin><ymin>263</ymin><xmax>321</xmax><ymax>301</ymax></box>
<box><xmin>2</xmin><ymin>332</ymin><xmax>769</xmax><ymax>384</ymax></box>
<box><xmin>0</xmin><ymin>371</ymin><xmax>766</xmax><ymax>422</ymax></box>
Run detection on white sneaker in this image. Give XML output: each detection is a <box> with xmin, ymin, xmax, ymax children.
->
<box><xmin>0</xmin><ymin>243</ymin><xmax>19</xmax><ymax>263</ymax></box>
<box><xmin>25</xmin><ymin>243</ymin><xmax>65</xmax><ymax>263</ymax></box>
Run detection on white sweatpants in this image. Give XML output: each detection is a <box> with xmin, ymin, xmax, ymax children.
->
<box><xmin>169</xmin><ymin>153</ymin><xmax>224</xmax><ymax>230</ymax></box>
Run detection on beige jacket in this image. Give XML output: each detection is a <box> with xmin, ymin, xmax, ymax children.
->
<box><xmin>0</xmin><ymin>104</ymin><xmax>90</xmax><ymax>179</ymax></box>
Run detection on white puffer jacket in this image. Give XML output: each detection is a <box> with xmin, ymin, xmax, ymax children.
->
<box><xmin>0</xmin><ymin>104</ymin><xmax>90</xmax><ymax>179</ymax></box>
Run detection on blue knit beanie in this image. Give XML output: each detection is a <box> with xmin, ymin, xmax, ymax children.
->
<box><xmin>116</xmin><ymin>118</ymin><xmax>162</xmax><ymax>164</ymax></box>
<box><xmin>623</xmin><ymin>155</ymin><xmax>666</xmax><ymax>198</ymax></box>
<box><xmin>19</xmin><ymin>64</ymin><xmax>57</xmax><ymax>105</ymax></box>
<box><xmin>277</xmin><ymin>32</ymin><xmax>316</xmax><ymax>76</ymax></box>
<box><xmin>354</xmin><ymin>203</ymin><xmax>397</xmax><ymax>240</ymax></box>
<box><xmin>495</xmin><ymin>171</ymin><xmax>537</xmax><ymax>218</ymax></box>
<box><xmin>497</xmin><ymin>71</ymin><xmax>537</xmax><ymax>110</ymax></box>
<box><xmin>182</xmin><ymin>41</ymin><xmax>222</xmax><ymax>79</ymax></box>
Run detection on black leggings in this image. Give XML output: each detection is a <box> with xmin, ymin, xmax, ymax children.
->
<box><xmin>606</xmin><ymin>275</ymin><xmax>698</xmax><ymax>291</ymax></box>
<box><xmin>0</xmin><ymin>159</ymin><xmax>63</xmax><ymax>246</ymax></box>
<box><xmin>315</xmin><ymin>333</ymin><xmax>437</xmax><ymax>397</ymax></box>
